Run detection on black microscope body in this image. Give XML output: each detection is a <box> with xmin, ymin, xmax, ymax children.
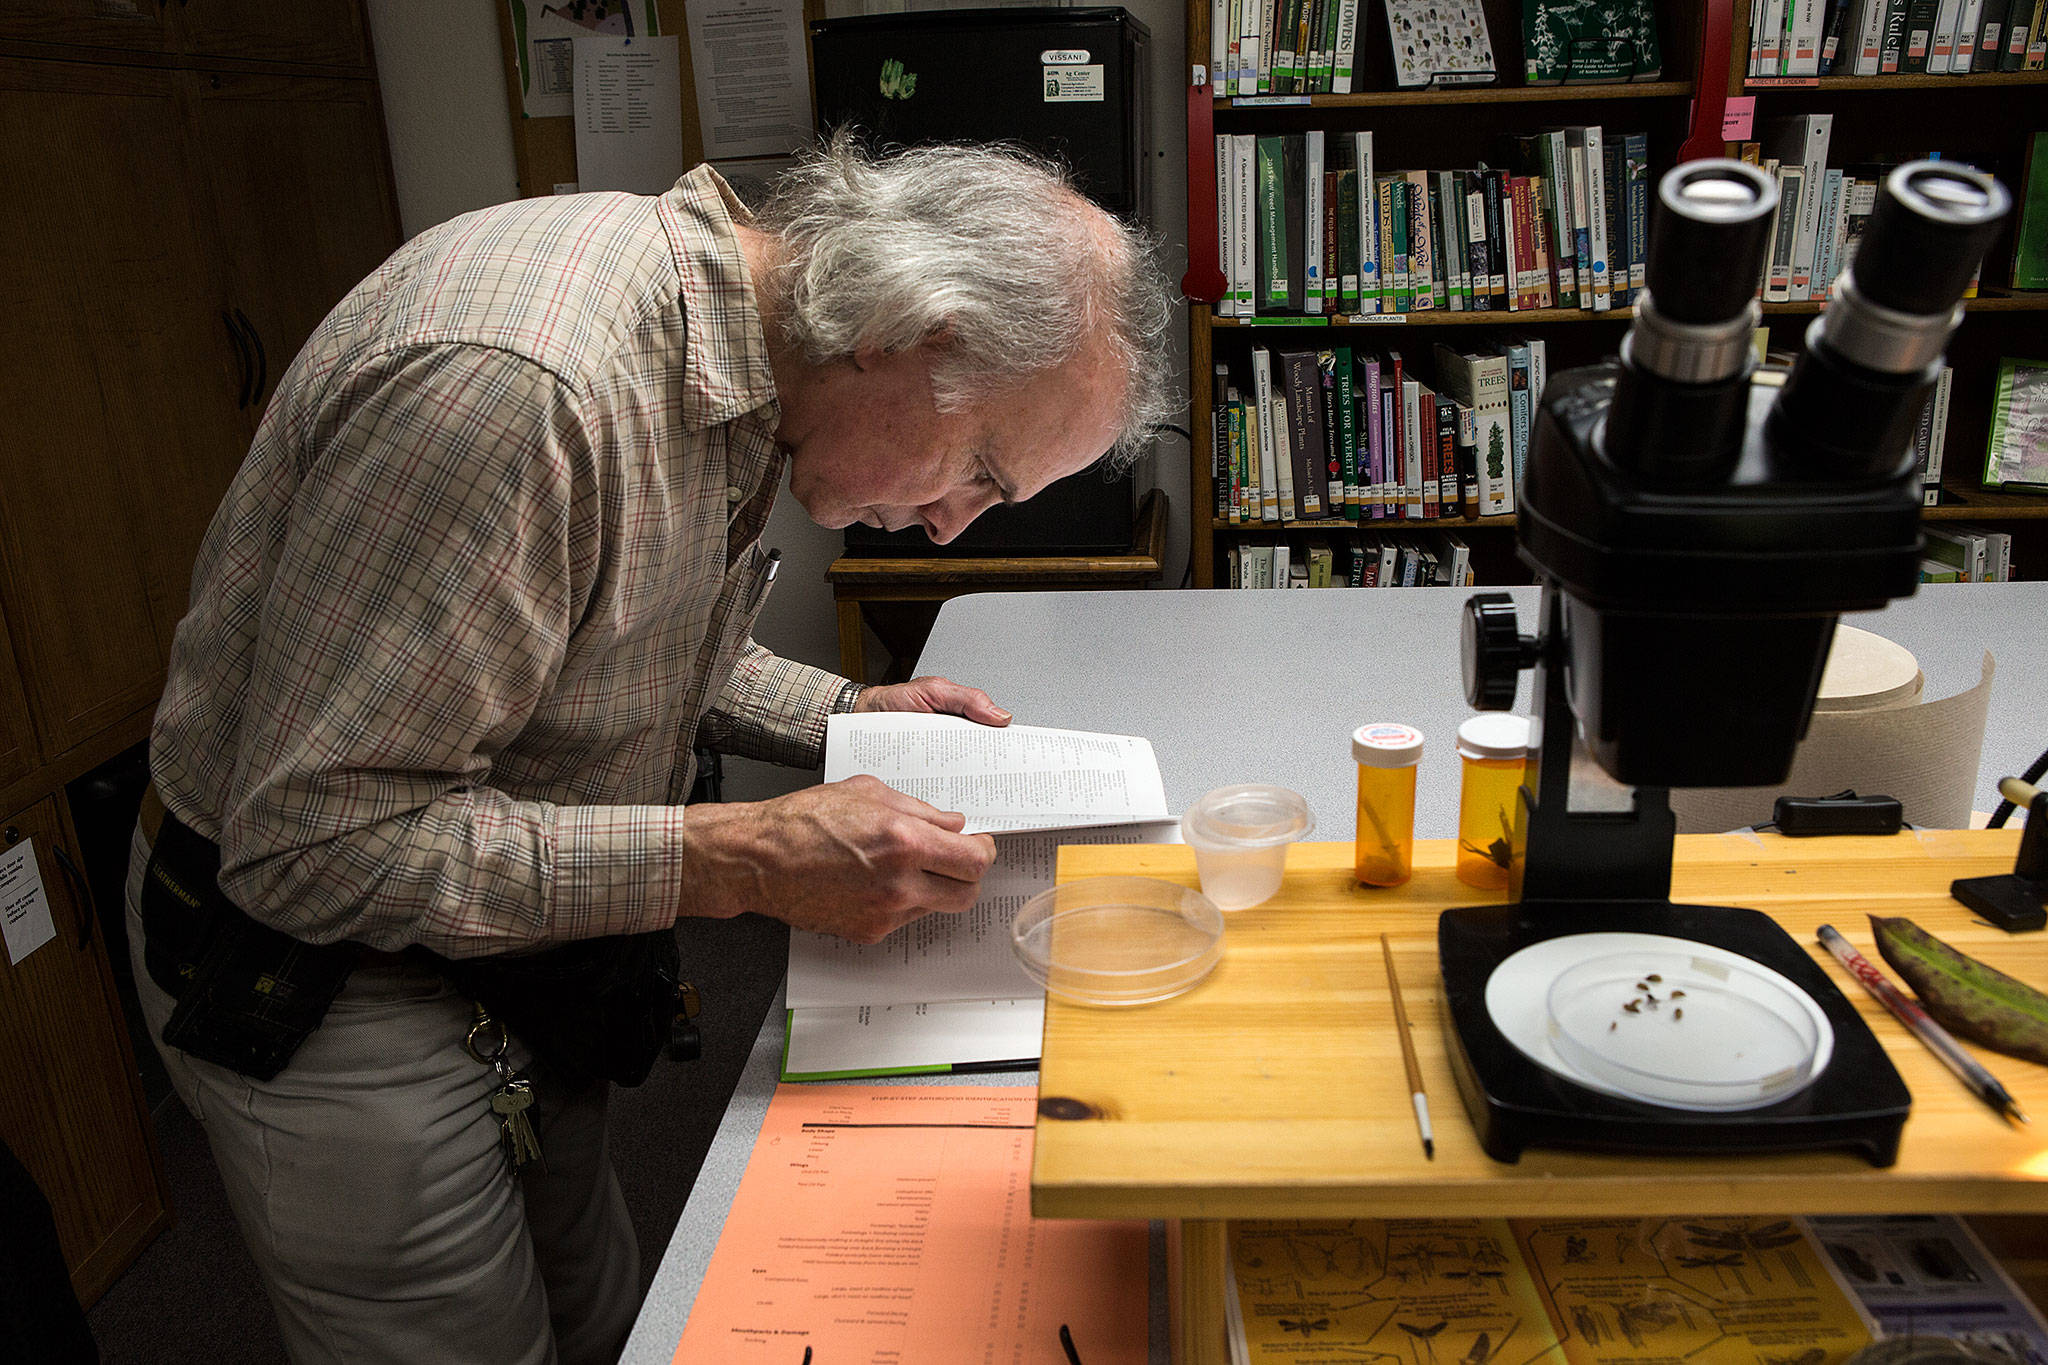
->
<box><xmin>1442</xmin><ymin>159</ymin><xmax>2009</xmax><ymax>1164</ymax></box>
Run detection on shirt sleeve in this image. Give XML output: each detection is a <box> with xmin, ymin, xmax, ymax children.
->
<box><xmin>696</xmin><ymin>641</ymin><xmax>857</xmax><ymax>767</ymax></box>
<box><xmin>211</xmin><ymin>344</ymin><xmax>687</xmax><ymax>958</ymax></box>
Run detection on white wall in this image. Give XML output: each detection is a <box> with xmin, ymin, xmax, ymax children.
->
<box><xmin>365</xmin><ymin>0</ymin><xmax>1192</xmax><ymax>799</ymax></box>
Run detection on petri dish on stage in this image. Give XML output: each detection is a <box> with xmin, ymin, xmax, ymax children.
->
<box><xmin>1545</xmin><ymin>949</ymin><xmax>1823</xmax><ymax>1111</ymax></box>
<box><xmin>1011</xmin><ymin>876</ymin><xmax>1225</xmax><ymax>1007</ymax></box>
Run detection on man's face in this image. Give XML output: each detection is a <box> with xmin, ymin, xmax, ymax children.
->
<box><xmin>780</xmin><ymin>342</ymin><xmax>1126</xmax><ymax>545</ymax></box>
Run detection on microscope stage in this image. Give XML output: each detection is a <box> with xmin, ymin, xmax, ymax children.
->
<box><xmin>1440</xmin><ymin>901</ymin><xmax>1911</xmax><ymax>1165</ymax></box>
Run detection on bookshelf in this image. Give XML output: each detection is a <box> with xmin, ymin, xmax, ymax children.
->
<box><xmin>1185</xmin><ymin>0</ymin><xmax>2048</xmax><ymax>587</ymax></box>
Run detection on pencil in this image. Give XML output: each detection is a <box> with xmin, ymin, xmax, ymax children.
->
<box><xmin>1817</xmin><ymin>924</ymin><xmax>2029</xmax><ymax>1126</ymax></box>
<box><xmin>1381</xmin><ymin>932</ymin><xmax>1435</xmax><ymax>1159</ymax></box>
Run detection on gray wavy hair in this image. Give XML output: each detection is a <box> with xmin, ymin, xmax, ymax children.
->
<box><xmin>751</xmin><ymin>131</ymin><xmax>1178</xmax><ymax>468</ymax></box>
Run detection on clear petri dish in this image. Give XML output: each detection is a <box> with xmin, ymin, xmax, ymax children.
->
<box><xmin>1545</xmin><ymin>949</ymin><xmax>1822</xmax><ymax>1111</ymax></box>
<box><xmin>1011</xmin><ymin>876</ymin><xmax>1225</xmax><ymax>1007</ymax></box>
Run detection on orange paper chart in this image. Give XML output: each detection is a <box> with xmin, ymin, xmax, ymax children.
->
<box><xmin>671</xmin><ymin>1083</ymin><xmax>1148</xmax><ymax>1363</ymax></box>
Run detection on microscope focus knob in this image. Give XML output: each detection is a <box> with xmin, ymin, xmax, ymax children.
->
<box><xmin>1462</xmin><ymin>593</ymin><xmax>1534</xmax><ymax>710</ymax></box>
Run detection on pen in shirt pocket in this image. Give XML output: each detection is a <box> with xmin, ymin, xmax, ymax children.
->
<box><xmin>745</xmin><ymin>547</ymin><xmax>781</xmax><ymax>611</ymax></box>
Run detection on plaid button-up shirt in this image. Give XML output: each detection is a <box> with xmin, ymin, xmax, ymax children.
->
<box><xmin>151</xmin><ymin>167</ymin><xmax>850</xmax><ymax>958</ymax></box>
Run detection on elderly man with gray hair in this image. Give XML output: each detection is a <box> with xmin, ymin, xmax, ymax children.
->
<box><xmin>127</xmin><ymin>134</ymin><xmax>1174</xmax><ymax>1365</ymax></box>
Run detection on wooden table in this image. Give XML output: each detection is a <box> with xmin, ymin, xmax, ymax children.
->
<box><xmin>1036</xmin><ymin>831</ymin><xmax>2048</xmax><ymax>1365</ymax></box>
<box><xmin>825</xmin><ymin>488</ymin><xmax>1167</xmax><ymax>683</ymax></box>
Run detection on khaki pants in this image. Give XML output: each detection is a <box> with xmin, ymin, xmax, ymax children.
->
<box><xmin>125</xmin><ymin>826</ymin><xmax>640</xmax><ymax>1365</ymax></box>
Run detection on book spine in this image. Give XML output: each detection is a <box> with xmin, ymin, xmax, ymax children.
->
<box><xmin>1225</xmin><ymin>400</ymin><xmax>1245</xmax><ymax>521</ymax></box>
<box><xmin>1434</xmin><ymin>392</ymin><xmax>1460</xmax><ymax>519</ymax></box>
<box><xmin>1504</xmin><ymin>346</ymin><xmax>1531</xmax><ymax>490</ymax></box>
<box><xmin>1603</xmin><ymin>136</ymin><xmax>1628</xmax><ymax>308</ymax></box>
<box><xmin>1417</xmin><ymin>382</ymin><xmax>1440</xmax><ymax>518</ymax></box>
<box><xmin>1925</xmin><ymin>364</ymin><xmax>1952</xmax><ymax>498</ymax></box>
<box><xmin>1793</xmin><ymin>114</ymin><xmax>1832</xmax><ymax>302</ymax></box>
<box><xmin>1386</xmin><ymin>350</ymin><xmax>1406</xmax><ymax>516</ymax></box>
<box><xmin>1336</xmin><ymin>169</ymin><xmax>1360</xmax><ymax>313</ymax></box>
<box><xmin>1975</xmin><ymin>0</ymin><xmax>2006</xmax><ymax>66</ymax></box>
<box><xmin>1251</xmin><ymin>347</ymin><xmax>1281</xmax><ymax>521</ymax></box>
<box><xmin>1427</xmin><ymin>176</ymin><xmax>1451</xmax><ymax>310</ymax></box>
<box><xmin>1581</xmin><ymin>127</ymin><xmax>1610</xmax><ymax>311</ymax></box>
<box><xmin>1459</xmin><ymin>171</ymin><xmax>1491</xmax><ymax>312</ymax></box>
<box><xmin>1282</xmin><ymin>135</ymin><xmax>1307</xmax><ymax>312</ymax></box>
<box><xmin>1304</xmin><ymin>131</ymin><xmax>1326</xmax><ymax>313</ymax></box>
<box><xmin>1361</xmin><ymin>355</ymin><xmax>1384</xmax><ymax>519</ymax></box>
<box><xmin>1904</xmin><ymin>0</ymin><xmax>1939</xmax><ymax>64</ymax></box>
<box><xmin>1333</xmin><ymin>346</ymin><xmax>1358</xmax><ymax>517</ymax></box>
<box><xmin>2000</xmin><ymin>0</ymin><xmax>2032</xmax><ymax>67</ymax></box>
<box><xmin>1789</xmin><ymin>0</ymin><xmax>1824</xmax><ymax>70</ymax></box>
<box><xmin>1482</xmin><ymin>169</ymin><xmax>1510</xmax><ymax>310</ymax></box>
<box><xmin>1239</xmin><ymin>0</ymin><xmax>1264</xmax><ymax>92</ymax></box>
<box><xmin>1401</xmin><ymin>377</ymin><xmax>1423</xmax><ymax>520</ymax></box>
<box><xmin>1952</xmin><ymin>0</ymin><xmax>1986</xmax><ymax>66</ymax></box>
<box><xmin>1625</xmin><ymin>132</ymin><xmax>1649</xmax><ymax>302</ymax></box>
<box><xmin>1762</xmin><ymin>163</ymin><xmax>1788</xmax><ymax>301</ymax></box>
<box><xmin>1332</xmin><ymin>0</ymin><xmax>1360</xmax><ymax>90</ymax></box>
<box><xmin>1852</xmin><ymin>0</ymin><xmax>1887</xmax><ymax>69</ymax></box>
<box><xmin>1930</xmin><ymin>0</ymin><xmax>1963</xmax><ymax>64</ymax></box>
<box><xmin>1212</xmin><ymin>365</ymin><xmax>1231</xmax><ymax>520</ymax></box>
<box><xmin>1232</xmin><ymin>135</ymin><xmax>1257</xmax><ymax>316</ymax></box>
<box><xmin>1386</xmin><ymin>177</ymin><xmax>1412</xmax><ymax>312</ymax></box>
<box><xmin>1406</xmin><ymin>170</ymin><xmax>1436</xmax><ymax>312</ymax></box>
<box><xmin>1352</xmin><ymin>132</ymin><xmax>1379</xmax><ymax>313</ymax></box>
<box><xmin>1319</xmin><ymin>349</ymin><xmax>1343</xmax><ymax>510</ymax></box>
<box><xmin>1215</xmin><ymin>135</ymin><xmax>1235</xmax><ymax>319</ymax></box>
<box><xmin>1812</xmin><ymin>168</ymin><xmax>1844</xmax><ymax>298</ymax></box>
<box><xmin>1256</xmin><ymin>137</ymin><xmax>1287</xmax><ymax>312</ymax></box>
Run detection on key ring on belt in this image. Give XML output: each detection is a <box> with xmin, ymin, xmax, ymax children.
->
<box><xmin>463</xmin><ymin>1002</ymin><xmax>507</xmax><ymax>1066</ymax></box>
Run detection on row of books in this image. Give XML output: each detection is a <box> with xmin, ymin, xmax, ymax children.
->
<box><xmin>1204</xmin><ymin>0</ymin><xmax>1670</xmax><ymax>93</ymax></box>
<box><xmin>1211</xmin><ymin>339</ymin><xmax>1547</xmax><ymax>526</ymax></box>
<box><xmin>1204</xmin><ymin>0</ymin><xmax>1497</xmax><ymax>94</ymax></box>
<box><xmin>1211</xmin><ymin>127</ymin><xmax>1648</xmax><ymax>320</ymax></box>
<box><xmin>1226</xmin><ymin>531</ymin><xmax>1479</xmax><ymax>588</ymax></box>
<box><xmin>1750</xmin><ymin>0</ymin><xmax>2048</xmax><ymax>75</ymax></box>
<box><xmin>1924</xmin><ymin>523</ymin><xmax>2022</xmax><ymax>579</ymax></box>
<box><xmin>1743</xmin><ymin>115</ymin><xmax>1872</xmax><ymax>303</ymax></box>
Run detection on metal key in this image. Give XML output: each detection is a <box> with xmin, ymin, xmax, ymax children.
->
<box><xmin>491</xmin><ymin>1069</ymin><xmax>546</xmax><ymax>1172</ymax></box>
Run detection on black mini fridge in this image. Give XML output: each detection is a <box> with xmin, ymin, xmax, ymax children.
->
<box><xmin>810</xmin><ymin>7</ymin><xmax>1150</xmax><ymax>557</ymax></box>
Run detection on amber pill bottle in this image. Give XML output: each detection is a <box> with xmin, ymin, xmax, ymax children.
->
<box><xmin>1352</xmin><ymin>723</ymin><xmax>1423</xmax><ymax>887</ymax></box>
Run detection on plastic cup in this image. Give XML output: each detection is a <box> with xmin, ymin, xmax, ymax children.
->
<box><xmin>1179</xmin><ymin>784</ymin><xmax>1315</xmax><ymax>911</ymax></box>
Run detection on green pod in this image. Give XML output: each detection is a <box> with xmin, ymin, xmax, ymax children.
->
<box><xmin>1870</xmin><ymin>915</ymin><xmax>2048</xmax><ymax>1068</ymax></box>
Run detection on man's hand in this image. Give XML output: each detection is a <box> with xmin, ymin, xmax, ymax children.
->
<box><xmin>678</xmin><ymin>775</ymin><xmax>997</xmax><ymax>943</ymax></box>
<box><xmin>853</xmin><ymin>674</ymin><xmax>1011</xmax><ymax>726</ymax></box>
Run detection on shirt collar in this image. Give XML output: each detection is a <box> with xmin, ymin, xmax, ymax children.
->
<box><xmin>657</xmin><ymin>165</ymin><xmax>781</xmax><ymax>434</ymax></box>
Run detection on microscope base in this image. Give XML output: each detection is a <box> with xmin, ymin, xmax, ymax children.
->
<box><xmin>1439</xmin><ymin>900</ymin><xmax>1911</xmax><ymax>1166</ymax></box>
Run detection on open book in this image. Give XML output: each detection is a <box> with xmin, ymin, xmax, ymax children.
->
<box><xmin>782</xmin><ymin>714</ymin><xmax>1175</xmax><ymax>1080</ymax></box>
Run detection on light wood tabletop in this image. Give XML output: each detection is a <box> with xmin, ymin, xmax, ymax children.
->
<box><xmin>1035</xmin><ymin>829</ymin><xmax>2048</xmax><ymax>1224</ymax></box>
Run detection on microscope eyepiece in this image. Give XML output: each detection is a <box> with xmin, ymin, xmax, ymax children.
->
<box><xmin>1646</xmin><ymin>160</ymin><xmax>1780</xmax><ymax>325</ymax></box>
<box><xmin>1603</xmin><ymin>161</ymin><xmax>1776</xmax><ymax>484</ymax></box>
<box><xmin>1767</xmin><ymin>159</ymin><xmax>2009</xmax><ymax>480</ymax></box>
<box><xmin>1851</xmin><ymin>162</ymin><xmax>2011</xmax><ymax>319</ymax></box>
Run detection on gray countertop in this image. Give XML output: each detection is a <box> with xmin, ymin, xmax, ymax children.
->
<box><xmin>621</xmin><ymin>580</ymin><xmax>2047</xmax><ymax>1364</ymax></box>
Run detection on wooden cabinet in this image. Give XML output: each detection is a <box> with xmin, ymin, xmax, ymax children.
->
<box><xmin>0</xmin><ymin>58</ymin><xmax>245</xmax><ymax>757</ymax></box>
<box><xmin>0</xmin><ymin>0</ymin><xmax>369</xmax><ymax>70</ymax></box>
<box><xmin>0</xmin><ymin>601</ymin><xmax>37</xmax><ymax>791</ymax></box>
<box><xmin>0</xmin><ymin>0</ymin><xmax>399</xmax><ymax>1303</ymax></box>
<box><xmin>0</xmin><ymin>0</ymin><xmax>167</xmax><ymax>57</ymax></box>
<box><xmin>181</xmin><ymin>70</ymin><xmax>402</xmax><ymax>414</ymax></box>
<box><xmin>0</xmin><ymin>798</ymin><xmax>168</xmax><ymax>1306</ymax></box>
<box><xmin>172</xmin><ymin>0</ymin><xmax>370</xmax><ymax>70</ymax></box>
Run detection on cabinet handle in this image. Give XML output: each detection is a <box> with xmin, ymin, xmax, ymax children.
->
<box><xmin>51</xmin><ymin>845</ymin><xmax>93</xmax><ymax>952</ymax></box>
<box><xmin>222</xmin><ymin>309</ymin><xmax>252</xmax><ymax>409</ymax></box>
<box><xmin>234</xmin><ymin>306</ymin><xmax>267</xmax><ymax>409</ymax></box>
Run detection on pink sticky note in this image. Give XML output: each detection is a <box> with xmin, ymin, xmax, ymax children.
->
<box><xmin>1722</xmin><ymin>96</ymin><xmax>1756</xmax><ymax>141</ymax></box>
